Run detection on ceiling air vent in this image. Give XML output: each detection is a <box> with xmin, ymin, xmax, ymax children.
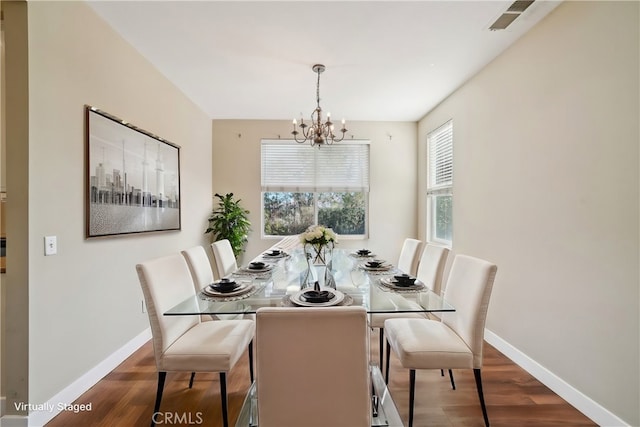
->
<box><xmin>489</xmin><ymin>0</ymin><xmax>535</xmax><ymax>30</ymax></box>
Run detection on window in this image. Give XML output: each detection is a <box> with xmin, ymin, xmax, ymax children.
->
<box><xmin>261</xmin><ymin>140</ymin><xmax>369</xmax><ymax>238</ymax></box>
<box><xmin>426</xmin><ymin>120</ymin><xmax>453</xmax><ymax>246</ymax></box>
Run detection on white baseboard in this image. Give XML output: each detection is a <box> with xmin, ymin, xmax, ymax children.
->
<box><xmin>0</xmin><ymin>415</ymin><xmax>28</xmax><ymax>427</ymax></box>
<box><xmin>484</xmin><ymin>329</ymin><xmax>629</xmax><ymax>427</ymax></box>
<box><xmin>27</xmin><ymin>328</ymin><xmax>151</xmax><ymax>427</ymax></box>
<box><xmin>0</xmin><ymin>397</ymin><xmax>28</xmax><ymax>427</ymax></box>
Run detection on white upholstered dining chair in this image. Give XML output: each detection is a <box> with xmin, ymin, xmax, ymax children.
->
<box><xmin>180</xmin><ymin>245</ymin><xmax>249</xmax><ymax>389</ymax></box>
<box><xmin>181</xmin><ymin>245</ymin><xmax>215</xmax><ymax>291</ymax></box>
<box><xmin>370</xmin><ymin>243</ymin><xmax>450</xmax><ymax>368</ymax></box>
<box><xmin>416</xmin><ymin>244</ymin><xmax>450</xmax><ymax>295</ymax></box>
<box><xmin>255</xmin><ymin>306</ymin><xmax>371</xmax><ymax>427</ymax></box>
<box><xmin>181</xmin><ymin>245</ymin><xmax>217</xmax><ymax>321</ymax></box>
<box><xmin>181</xmin><ymin>245</ymin><xmax>253</xmax><ymax>323</ymax></box>
<box><xmin>415</xmin><ymin>244</ymin><xmax>453</xmax><ymax>385</ymax></box>
<box><xmin>211</xmin><ymin>239</ymin><xmax>238</xmax><ymax>279</ymax></box>
<box><xmin>396</xmin><ymin>238</ymin><xmax>423</xmax><ymax>276</ymax></box>
<box><xmin>384</xmin><ymin>254</ymin><xmax>498</xmax><ymax>427</ymax></box>
<box><xmin>136</xmin><ymin>253</ymin><xmax>255</xmax><ymax>427</ymax></box>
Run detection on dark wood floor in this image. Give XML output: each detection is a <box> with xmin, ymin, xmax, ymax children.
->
<box><xmin>46</xmin><ymin>335</ymin><xmax>596</xmax><ymax>427</ymax></box>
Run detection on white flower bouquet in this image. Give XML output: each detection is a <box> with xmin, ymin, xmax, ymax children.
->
<box><xmin>300</xmin><ymin>225</ymin><xmax>338</xmax><ymax>264</ymax></box>
<box><xmin>300</xmin><ymin>225</ymin><xmax>338</xmax><ymax>246</ymax></box>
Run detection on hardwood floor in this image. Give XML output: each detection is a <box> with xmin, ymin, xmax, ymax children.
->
<box><xmin>46</xmin><ymin>335</ymin><xmax>596</xmax><ymax>427</ymax></box>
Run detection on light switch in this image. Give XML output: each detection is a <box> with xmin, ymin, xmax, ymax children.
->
<box><xmin>44</xmin><ymin>236</ymin><xmax>57</xmax><ymax>256</ymax></box>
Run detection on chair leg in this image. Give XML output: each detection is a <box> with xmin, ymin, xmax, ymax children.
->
<box><xmin>408</xmin><ymin>369</ymin><xmax>416</xmax><ymax>427</ymax></box>
<box><xmin>248</xmin><ymin>340</ymin><xmax>254</xmax><ymax>383</ymax></box>
<box><xmin>473</xmin><ymin>368</ymin><xmax>490</xmax><ymax>427</ymax></box>
<box><xmin>151</xmin><ymin>372</ymin><xmax>166</xmax><ymax>427</ymax></box>
<box><xmin>379</xmin><ymin>327</ymin><xmax>384</xmax><ymax>368</ymax></box>
<box><xmin>448</xmin><ymin>369</ymin><xmax>456</xmax><ymax>390</ymax></box>
<box><xmin>220</xmin><ymin>372</ymin><xmax>229</xmax><ymax>427</ymax></box>
<box><xmin>385</xmin><ymin>341</ymin><xmax>391</xmax><ymax>384</ymax></box>
<box><xmin>188</xmin><ymin>372</ymin><xmax>195</xmax><ymax>389</ymax></box>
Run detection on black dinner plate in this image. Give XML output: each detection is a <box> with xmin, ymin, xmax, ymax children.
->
<box><xmin>302</xmin><ymin>290</ymin><xmax>335</xmax><ymax>303</ymax></box>
<box><xmin>249</xmin><ymin>262</ymin><xmax>266</xmax><ymax>269</ymax></box>
<box><xmin>391</xmin><ymin>279</ymin><xmax>416</xmax><ymax>287</ymax></box>
<box><xmin>210</xmin><ymin>282</ymin><xmax>239</xmax><ymax>293</ymax></box>
<box><xmin>393</xmin><ymin>274</ymin><xmax>416</xmax><ymax>285</ymax></box>
<box><xmin>264</xmin><ymin>250</ymin><xmax>284</xmax><ymax>257</ymax></box>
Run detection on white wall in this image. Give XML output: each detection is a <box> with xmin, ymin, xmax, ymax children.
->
<box><xmin>418</xmin><ymin>1</ymin><xmax>639</xmax><ymax>425</ymax></box>
<box><xmin>4</xmin><ymin>1</ymin><xmax>637</xmax><ymax>425</ymax></box>
<box><xmin>3</xmin><ymin>1</ymin><xmax>213</xmax><ymax>411</ymax></box>
<box><xmin>211</xmin><ymin>120</ymin><xmax>419</xmax><ymax>264</ymax></box>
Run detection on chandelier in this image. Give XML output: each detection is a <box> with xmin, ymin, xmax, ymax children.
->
<box><xmin>292</xmin><ymin>64</ymin><xmax>347</xmax><ymax>147</ymax></box>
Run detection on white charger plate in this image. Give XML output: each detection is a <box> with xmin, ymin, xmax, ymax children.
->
<box><xmin>262</xmin><ymin>252</ymin><xmax>287</xmax><ymax>258</ymax></box>
<box><xmin>243</xmin><ymin>264</ymin><xmax>274</xmax><ymax>273</ymax></box>
<box><xmin>203</xmin><ymin>282</ymin><xmax>252</xmax><ymax>297</ymax></box>
<box><xmin>362</xmin><ymin>264</ymin><xmax>392</xmax><ymax>271</ymax></box>
<box><xmin>291</xmin><ymin>288</ymin><xmax>345</xmax><ymax>307</ymax></box>
<box><xmin>351</xmin><ymin>252</ymin><xmax>376</xmax><ymax>258</ymax></box>
<box><xmin>380</xmin><ymin>277</ymin><xmax>425</xmax><ymax>291</ymax></box>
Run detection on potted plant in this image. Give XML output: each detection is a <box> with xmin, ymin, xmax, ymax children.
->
<box><xmin>205</xmin><ymin>193</ymin><xmax>251</xmax><ymax>258</ymax></box>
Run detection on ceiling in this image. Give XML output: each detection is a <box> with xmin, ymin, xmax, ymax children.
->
<box><xmin>86</xmin><ymin>1</ymin><xmax>561</xmax><ymax>122</ymax></box>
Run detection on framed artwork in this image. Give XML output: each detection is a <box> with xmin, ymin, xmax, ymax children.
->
<box><xmin>85</xmin><ymin>106</ymin><xmax>181</xmax><ymax>237</ymax></box>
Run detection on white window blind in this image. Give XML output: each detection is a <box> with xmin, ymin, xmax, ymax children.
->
<box><xmin>261</xmin><ymin>140</ymin><xmax>370</xmax><ymax>192</ymax></box>
<box><xmin>427</xmin><ymin>120</ymin><xmax>453</xmax><ymax>191</ymax></box>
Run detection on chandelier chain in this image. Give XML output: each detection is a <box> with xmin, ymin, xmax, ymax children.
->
<box><xmin>316</xmin><ymin>69</ymin><xmax>321</xmax><ymax>110</ymax></box>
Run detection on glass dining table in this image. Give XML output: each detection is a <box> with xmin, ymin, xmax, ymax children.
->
<box><xmin>165</xmin><ymin>247</ymin><xmax>455</xmax><ymax>427</ymax></box>
<box><xmin>164</xmin><ymin>248</ymin><xmax>455</xmax><ymax>317</ymax></box>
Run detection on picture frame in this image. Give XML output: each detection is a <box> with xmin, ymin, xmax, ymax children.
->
<box><xmin>85</xmin><ymin>106</ymin><xmax>181</xmax><ymax>238</ymax></box>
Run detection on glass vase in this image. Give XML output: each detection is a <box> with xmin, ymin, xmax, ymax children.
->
<box><xmin>309</xmin><ymin>243</ymin><xmax>329</xmax><ymax>266</ymax></box>
<box><xmin>301</xmin><ymin>252</ymin><xmax>313</xmax><ymax>289</ymax></box>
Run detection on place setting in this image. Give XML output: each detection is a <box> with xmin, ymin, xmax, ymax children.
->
<box><xmin>260</xmin><ymin>249</ymin><xmax>289</xmax><ymax>260</ymax></box>
<box><xmin>360</xmin><ymin>258</ymin><xmax>393</xmax><ymax>273</ymax></box>
<box><xmin>201</xmin><ymin>277</ymin><xmax>256</xmax><ymax>299</ymax></box>
<box><xmin>235</xmin><ymin>261</ymin><xmax>275</xmax><ymax>276</ymax></box>
<box><xmin>379</xmin><ymin>273</ymin><xmax>426</xmax><ymax>292</ymax></box>
<box><xmin>350</xmin><ymin>248</ymin><xmax>376</xmax><ymax>259</ymax></box>
<box><xmin>282</xmin><ymin>281</ymin><xmax>353</xmax><ymax>307</ymax></box>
